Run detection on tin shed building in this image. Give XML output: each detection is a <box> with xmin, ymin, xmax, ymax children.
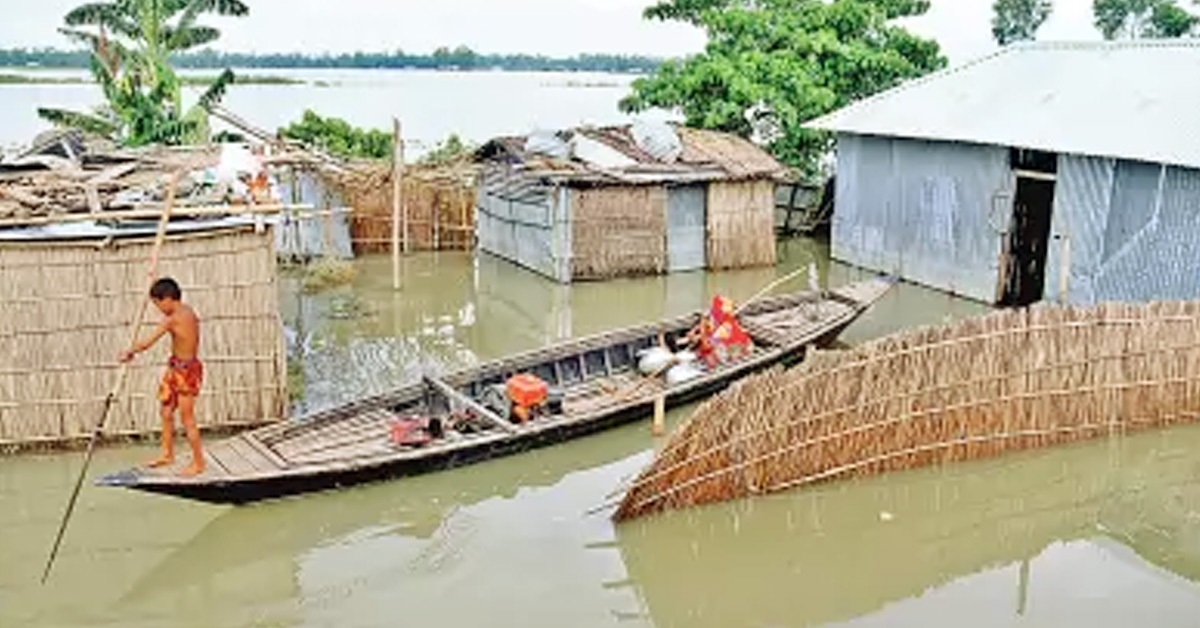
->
<box><xmin>473</xmin><ymin>123</ymin><xmax>786</xmax><ymax>283</ymax></box>
<box><xmin>806</xmin><ymin>41</ymin><xmax>1200</xmax><ymax>306</ymax></box>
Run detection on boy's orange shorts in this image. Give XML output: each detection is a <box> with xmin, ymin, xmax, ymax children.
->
<box><xmin>159</xmin><ymin>356</ymin><xmax>204</xmax><ymax>406</ymax></box>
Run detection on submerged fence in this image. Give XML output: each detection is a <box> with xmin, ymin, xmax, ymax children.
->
<box><xmin>616</xmin><ymin>300</ymin><xmax>1200</xmax><ymax>520</ymax></box>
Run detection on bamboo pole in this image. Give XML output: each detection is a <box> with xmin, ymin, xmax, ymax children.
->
<box><xmin>0</xmin><ymin>203</ymin><xmax>349</xmax><ymax>228</ymax></box>
<box><xmin>41</xmin><ymin>170</ymin><xmax>183</xmax><ymax>585</ymax></box>
<box><xmin>392</xmin><ymin>118</ymin><xmax>402</xmax><ymax>290</ymax></box>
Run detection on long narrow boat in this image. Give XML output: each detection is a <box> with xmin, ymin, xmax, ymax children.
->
<box><xmin>98</xmin><ymin>276</ymin><xmax>894</xmax><ymax>505</ymax></box>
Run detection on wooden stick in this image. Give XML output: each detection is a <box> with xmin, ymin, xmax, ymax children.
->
<box><xmin>652</xmin><ymin>395</ymin><xmax>666</xmax><ymax>436</ymax></box>
<box><xmin>40</xmin><ymin>170</ymin><xmax>183</xmax><ymax>585</ymax></box>
<box><xmin>734</xmin><ymin>265</ymin><xmax>811</xmax><ymax>316</ymax></box>
<box><xmin>392</xmin><ymin>118</ymin><xmax>402</xmax><ymax>290</ymax></box>
<box><xmin>423</xmin><ymin>376</ymin><xmax>518</xmax><ymax>434</ymax></box>
<box><xmin>0</xmin><ymin>203</ymin><xmax>336</xmax><ymax>228</ymax></box>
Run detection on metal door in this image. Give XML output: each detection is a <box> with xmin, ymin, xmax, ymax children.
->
<box><xmin>666</xmin><ymin>185</ymin><xmax>707</xmax><ymax>272</ymax></box>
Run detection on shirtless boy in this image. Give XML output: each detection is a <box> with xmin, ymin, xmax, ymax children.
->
<box><xmin>119</xmin><ymin>277</ymin><xmax>206</xmax><ymax>477</ymax></box>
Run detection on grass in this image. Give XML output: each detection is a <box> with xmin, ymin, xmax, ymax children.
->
<box><xmin>0</xmin><ymin>73</ymin><xmax>304</xmax><ymax>86</ymax></box>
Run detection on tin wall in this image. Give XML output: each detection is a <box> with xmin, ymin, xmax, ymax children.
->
<box><xmin>475</xmin><ymin>166</ymin><xmax>570</xmax><ymax>283</ymax></box>
<box><xmin>832</xmin><ymin>134</ymin><xmax>1012</xmax><ymax>302</ymax></box>
<box><xmin>1052</xmin><ymin>158</ymin><xmax>1200</xmax><ymax>303</ymax></box>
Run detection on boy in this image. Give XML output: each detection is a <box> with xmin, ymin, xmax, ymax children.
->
<box><xmin>119</xmin><ymin>277</ymin><xmax>206</xmax><ymax>477</ymax></box>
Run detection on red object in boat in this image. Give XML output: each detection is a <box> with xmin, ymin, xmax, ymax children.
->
<box><xmin>506</xmin><ymin>374</ymin><xmax>548</xmax><ymax>409</ymax></box>
<box><xmin>390</xmin><ymin>416</ymin><xmax>432</xmax><ymax>447</ymax></box>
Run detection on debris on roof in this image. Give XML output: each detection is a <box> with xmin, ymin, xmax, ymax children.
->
<box><xmin>474</xmin><ymin>123</ymin><xmax>788</xmax><ymax>186</ymax></box>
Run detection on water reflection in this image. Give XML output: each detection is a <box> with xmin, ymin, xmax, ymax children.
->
<box><xmin>616</xmin><ymin>423</ymin><xmax>1200</xmax><ymax>628</ymax></box>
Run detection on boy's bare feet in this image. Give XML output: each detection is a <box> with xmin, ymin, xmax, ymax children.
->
<box><xmin>146</xmin><ymin>455</ymin><xmax>174</xmax><ymax>468</ymax></box>
<box><xmin>178</xmin><ymin>460</ymin><xmax>205</xmax><ymax>478</ymax></box>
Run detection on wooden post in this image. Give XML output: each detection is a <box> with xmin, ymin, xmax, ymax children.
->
<box><xmin>433</xmin><ymin>191</ymin><xmax>441</xmax><ymax>250</ymax></box>
<box><xmin>392</xmin><ymin>118</ymin><xmax>403</xmax><ymax>290</ymax></box>
<box><xmin>652</xmin><ymin>395</ymin><xmax>666</xmax><ymax>436</ymax></box>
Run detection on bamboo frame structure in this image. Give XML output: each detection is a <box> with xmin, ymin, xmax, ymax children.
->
<box><xmin>614</xmin><ymin>300</ymin><xmax>1200</xmax><ymax>520</ymax></box>
<box><xmin>325</xmin><ymin>161</ymin><xmax>475</xmax><ymax>254</ymax></box>
<box><xmin>0</xmin><ymin>226</ymin><xmax>287</xmax><ymax>448</ymax></box>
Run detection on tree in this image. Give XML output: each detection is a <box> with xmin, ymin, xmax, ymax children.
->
<box><xmin>37</xmin><ymin>0</ymin><xmax>248</xmax><ymax>146</ymax></box>
<box><xmin>1093</xmin><ymin>0</ymin><xmax>1198</xmax><ymax>39</ymax></box>
<box><xmin>622</xmin><ymin>0</ymin><xmax>945</xmax><ymax>175</ymax></box>
<box><xmin>992</xmin><ymin>0</ymin><xmax>1053</xmax><ymax>45</ymax></box>
<box><xmin>278</xmin><ymin>110</ymin><xmax>392</xmax><ymax>159</ymax></box>
<box><xmin>643</xmin><ymin>0</ymin><xmax>931</xmax><ymax>23</ymax></box>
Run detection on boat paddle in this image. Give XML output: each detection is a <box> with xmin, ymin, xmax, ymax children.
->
<box><xmin>40</xmin><ymin>172</ymin><xmax>181</xmax><ymax>585</ymax></box>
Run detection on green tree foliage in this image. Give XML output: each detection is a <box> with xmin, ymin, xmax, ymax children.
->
<box><xmin>278</xmin><ymin>110</ymin><xmax>393</xmax><ymax>160</ymax></box>
<box><xmin>419</xmin><ymin>134</ymin><xmax>476</xmax><ymax>165</ymax></box>
<box><xmin>36</xmin><ymin>0</ymin><xmax>247</xmax><ymax>146</ymax></box>
<box><xmin>1093</xmin><ymin>0</ymin><xmax>1199</xmax><ymax>38</ymax></box>
<box><xmin>992</xmin><ymin>0</ymin><xmax>1053</xmax><ymax>45</ymax></box>
<box><xmin>622</xmin><ymin>0</ymin><xmax>945</xmax><ymax>174</ymax></box>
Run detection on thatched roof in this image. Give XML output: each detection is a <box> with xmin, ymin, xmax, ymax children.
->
<box><xmin>474</xmin><ymin>123</ymin><xmax>788</xmax><ymax>187</ymax></box>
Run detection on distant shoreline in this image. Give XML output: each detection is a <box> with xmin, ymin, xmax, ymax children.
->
<box><xmin>0</xmin><ymin>48</ymin><xmax>667</xmax><ymax>74</ymax></box>
<box><xmin>0</xmin><ymin>73</ymin><xmax>304</xmax><ymax>86</ymax></box>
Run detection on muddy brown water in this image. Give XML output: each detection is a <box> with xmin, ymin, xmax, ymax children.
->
<box><xmin>5</xmin><ymin>239</ymin><xmax>1200</xmax><ymax>628</ymax></box>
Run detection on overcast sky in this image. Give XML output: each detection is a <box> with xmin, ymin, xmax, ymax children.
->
<box><xmin>2</xmin><ymin>0</ymin><xmax>1105</xmax><ymax>65</ymax></box>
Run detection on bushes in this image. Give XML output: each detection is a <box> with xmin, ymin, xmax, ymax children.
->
<box><xmin>279</xmin><ymin>110</ymin><xmax>392</xmax><ymax>159</ymax></box>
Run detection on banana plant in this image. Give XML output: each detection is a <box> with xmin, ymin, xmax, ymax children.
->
<box><xmin>37</xmin><ymin>0</ymin><xmax>248</xmax><ymax>146</ymax></box>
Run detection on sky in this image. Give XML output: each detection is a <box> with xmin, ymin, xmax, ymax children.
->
<box><xmin>0</xmin><ymin>0</ymin><xmax>1108</xmax><ymax>65</ymax></box>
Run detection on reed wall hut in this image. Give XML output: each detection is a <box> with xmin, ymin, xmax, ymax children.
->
<box><xmin>473</xmin><ymin>123</ymin><xmax>786</xmax><ymax>282</ymax></box>
<box><xmin>806</xmin><ymin>41</ymin><xmax>1200</xmax><ymax>307</ymax></box>
<box><xmin>0</xmin><ymin>220</ymin><xmax>287</xmax><ymax>448</ymax></box>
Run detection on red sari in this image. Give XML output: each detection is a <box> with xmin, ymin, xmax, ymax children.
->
<box><xmin>710</xmin><ymin>295</ymin><xmax>751</xmax><ymax>348</ymax></box>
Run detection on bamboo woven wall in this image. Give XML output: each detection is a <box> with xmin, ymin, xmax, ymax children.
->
<box><xmin>616</xmin><ymin>300</ymin><xmax>1200</xmax><ymax>520</ymax></box>
<box><xmin>570</xmin><ymin>186</ymin><xmax>667</xmax><ymax>280</ymax></box>
<box><xmin>0</xmin><ymin>227</ymin><xmax>287</xmax><ymax>446</ymax></box>
<box><xmin>706</xmin><ymin>180</ymin><xmax>777</xmax><ymax>270</ymax></box>
<box><xmin>328</xmin><ymin>164</ymin><xmax>475</xmax><ymax>254</ymax></box>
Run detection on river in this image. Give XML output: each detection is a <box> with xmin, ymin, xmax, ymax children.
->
<box><xmin>5</xmin><ymin>70</ymin><xmax>1200</xmax><ymax>627</ymax></box>
<box><xmin>5</xmin><ymin>239</ymin><xmax>1200</xmax><ymax>627</ymax></box>
<box><xmin>0</xmin><ymin>68</ymin><xmax>667</xmax><ymax>156</ymax></box>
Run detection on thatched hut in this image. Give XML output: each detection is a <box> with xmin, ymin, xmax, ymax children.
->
<box><xmin>0</xmin><ymin>219</ymin><xmax>286</xmax><ymax>449</ymax></box>
<box><xmin>473</xmin><ymin>123</ymin><xmax>787</xmax><ymax>283</ymax></box>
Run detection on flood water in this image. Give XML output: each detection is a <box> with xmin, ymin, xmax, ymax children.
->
<box><xmin>6</xmin><ymin>238</ymin><xmax>1200</xmax><ymax>627</ymax></box>
<box><xmin>0</xmin><ymin>68</ymin><xmax>666</xmax><ymax>155</ymax></box>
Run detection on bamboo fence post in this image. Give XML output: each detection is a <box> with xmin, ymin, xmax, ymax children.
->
<box><xmin>392</xmin><ymin>118</ymin><xmax>403</xmax><ymax>290</ymax></box>
<box><xmin>434</xmin><ymin>192</ymin><xmax>441</xmax><ymax>250</ymax></box>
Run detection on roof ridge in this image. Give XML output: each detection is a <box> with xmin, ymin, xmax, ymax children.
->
<box><xmin>804</xmin><ymin>38</ymin><xmax>1200</xmax><ymax>129</ymax></box>
<box><xmin>804</xmin><ymin>44</ymin><xmax>1017</xmax><ymax>127</ymax></box>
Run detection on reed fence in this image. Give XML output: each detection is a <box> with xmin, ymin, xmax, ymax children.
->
<box><xmin>0</xmin><ymin>227</ymin><xmax>287</xmax><ymax>448</ymax></box>
<box><xmin>326</xmin><ymin>162</ymin><xmax>476</xmax><ymax>254</ymax></box>
<box><xmin>706</xmin><ymin>180</ymin><xmax>777</xmax><ymax>270</ymax></box>
<box><xmin>615</xmin><ymin>300</ymin><xmax>1200</xmax><ymax>520</ymax></box>
<box><xmin>571</xmin><ymin>186</ymin><xmax>667</xmax><ymax>280</ymax></box>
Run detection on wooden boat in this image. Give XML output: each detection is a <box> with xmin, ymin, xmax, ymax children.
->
<box><xmin>98</xmin><ymin>276</ymin><xmax>895</xmax><ymax>505</ymax></box>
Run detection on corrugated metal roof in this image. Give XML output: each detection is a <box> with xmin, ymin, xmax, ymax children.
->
<box><xmin>804</xmin><ymin>40</ymin><xmax>1200</xmax><ymax>170</ymax></box>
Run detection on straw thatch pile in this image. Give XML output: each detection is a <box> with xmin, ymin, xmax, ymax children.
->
<box><xmin>327</xmin><ymin>161</ymin><xmax>476</xmax><ymax>253</ymax></box>
<box><xmin>0</xmin><ymin>227</ymin><xmax>287</xmax><ymax>449</ymax></box>
<box><xmin>614</xmin><ymin>300</ymin><xmax>1200</xmax><ymax>520</ymax></box>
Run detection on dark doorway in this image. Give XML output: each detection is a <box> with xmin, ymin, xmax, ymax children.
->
<box><xmin>997</xmin><ymin>175</ymin><xmax>1056</xmax><ymax>307</ymax></box>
